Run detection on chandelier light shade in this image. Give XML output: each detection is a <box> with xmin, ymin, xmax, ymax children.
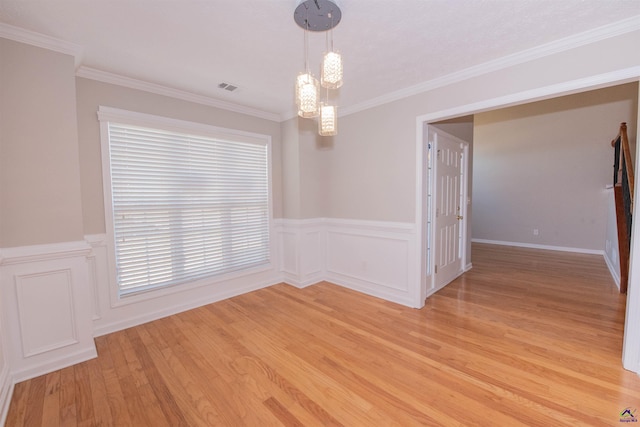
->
<box><xmin>319</xmin><ymin>103</ymin><xmax>337</xmax><ymax>136</ymax></box>
<box><xmin>321</xmin><ymin>51</ymin><xmax>343</xmax><ymax>89</ymax></box>
<box><xmin>296</xmin><ymin>73</ymin><xmax>320</xmax><ymax>118</ymax></box>
<box><xmin>294</xmin><ymin>0</ymin><xmax>342</xmax><ymax>136</ymax></box>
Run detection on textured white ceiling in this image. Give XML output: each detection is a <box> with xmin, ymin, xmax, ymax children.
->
<box><xmin>1</xmin><ymin>0</ymin><xmax>639</xmax><ymax>118</ymax></box>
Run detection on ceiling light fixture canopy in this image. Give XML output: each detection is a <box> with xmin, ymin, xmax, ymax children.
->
<box><xmin>294</xmin><ymin>0</ymin><xmax>342</xmax><ymax>136</ymax></box>
<box><xmin>294</xmin><ymin>0</ymin><xmax>342</xmax><ymax>31</ymax></box>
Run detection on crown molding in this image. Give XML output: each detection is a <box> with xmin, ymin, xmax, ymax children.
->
<box><xmin>0</xmin><ymin>22</ymin><xmax>82</xmax><ymax>66</ymax></box>
<box><xmin>3</xmin><ymin>15</ymin><xmax>638</xmax><ymax>123</ymax></box>
<box><xmin>416</xmin><ymin>66</ymin><xmax>640</xmax><ymax>124</ymax></box>
<box><xmin>340</xmin><ymin>16</ymin><xmax>640</xmax><ymax>117</ymax></box>
<box><xmin>0</xmin><ymin>23</ymin><xmax>279</xmax><ymax>122</ymax></box>
<box><xmin>76</xmin><ymin>66</ymin><xmax>280</xmax><ymax>122</ymax></box>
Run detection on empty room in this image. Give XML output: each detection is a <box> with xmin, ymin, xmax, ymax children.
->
<box><xmin>1</xmin><ymin>1</ymin><xmax>640</xmax><ymax>425</ymax></box>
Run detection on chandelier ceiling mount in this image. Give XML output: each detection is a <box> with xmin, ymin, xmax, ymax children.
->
<box><xmin>294</xmin><ymin>0</ymin><xmax>342</xmax><ymax>32</ymax></box>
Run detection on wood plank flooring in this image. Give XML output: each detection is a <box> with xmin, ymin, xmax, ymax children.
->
<box><xmin>6</xmin><ymin>243</ymin><xmax>640</xmax><ymax>426</ymax></box>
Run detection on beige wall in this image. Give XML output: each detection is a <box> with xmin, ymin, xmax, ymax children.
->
<box><xmin>75</xmin><ymin>78</ymin><xmax>283</xmax><ymax>234</ymax></box>
<box><xmin>325</xmin><ymin>102</ymin><xmax>418</xmax><ymax>222</ymax></box>
<box><xmin>317</xmin><ymin>30</ymin><xmax>639</xmax><ymax>223</ymax></box>
<box><xmin>472</xmin><ymin>83</ymin><xmax>638</xmax><ymax>250</ymax></box>
<box><xmin>0</xmin><ymin>39</ymin><xmax>84</xmax><ymax>247</ymax></box>
<box><xmin>281</xmin><ymin>117</ymin><xmax>302</xmax><ymax>218</ymax></box>
<box><xmin>280</xmin><ymin>117</ymin><xmax>331</xmax><ymax>219</ymax></box>
<box><xmin>298</xmin><ymin>118</ymin><xmax>330</xmax><ymax>218</ymax></box>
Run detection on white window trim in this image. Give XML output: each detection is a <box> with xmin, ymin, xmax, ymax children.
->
<box><xmin>98</xmin><ymin>106</ymin><xmax>274</xmax><ymax>308</ymax></box>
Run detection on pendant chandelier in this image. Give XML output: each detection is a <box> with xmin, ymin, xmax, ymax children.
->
<box><xmin>294</xmin><ymin>0</ymin><xmax>343</xmax><ymax>136</ymax></box>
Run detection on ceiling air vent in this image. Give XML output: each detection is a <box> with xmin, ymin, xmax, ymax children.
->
<box><xmin>218</xmin><ymin>82</ymin><xmax>238</xmax><ymax>92</ymax></box>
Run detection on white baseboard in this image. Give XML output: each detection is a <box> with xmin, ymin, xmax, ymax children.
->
<box><xmin>12</xmin><ymin>346</ymin><xmax>97</xmax><ymax>383</ymax></box>
<box><xmin>93</xmin><ymin>279</ymin><xmax>280</xmax><ymax>337</ymax></box>
<box><xmin>281</xmin><ymin>275</ymin><xmax>322</xmax><ymax>289</ymax></box>
<box><xmin>326</xmin><ymin>273</ymin><xmax>416</xmax><ymax>307</ymax></box>
<box><xmin>471</xmin><ymin>238</ymin><xmax>604</xmax><ymax>255</ymax></box>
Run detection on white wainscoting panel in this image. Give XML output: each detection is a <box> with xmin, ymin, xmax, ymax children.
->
<box><xmin>604</xmin><ymin>250</ymin><xmax>621</xmax><ymax>290</ymax></box>
<box><xmin>16</xmin><ymin>269</ymin><xmax>78</xmax><ymax>357</ymax></box>
<box><xmin>324</xmin><ymin>219</ymin><xmax>419</xmax><ymax>307</ymax></box>
<box><xmin>276</xmin><ymin>218</ymin><xmax>420</xmax><ymax>307</ymax></box>
<box><xmin>326</xmin><ymin>232</ymin><xmax>409</xmax><ymax>291</ymax></box>
<box><xmin>300</xmin><ymin>230</ymin><xmax>323</xmax><ymax>280</ymax></box>
<box><xmin>279</xmin><ymin>231</ymin><xmax>299</xmax><ymax>276</ymax></box>
<box><xmin>0</xmin><ymin>241</ymin><xmax>97</xmax><ymax>382</ymax></box>
<box><xmin>275</xmin><ymin>219</ymin><xmax>325</xmax><ymax>288</ymax></box>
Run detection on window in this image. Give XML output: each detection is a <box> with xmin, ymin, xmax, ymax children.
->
<box><xmin>99</xmin><ymin>107</ymin><xmax>271</xmax><ymax>297</ymax></box>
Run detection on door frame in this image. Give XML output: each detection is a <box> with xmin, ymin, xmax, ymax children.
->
<box><xmin>413</xmin><ymin>73</ymin><xmax>640</xmax><ymax>371</ymax></box>
<box><xmin>422</xmin><ymin>126</ymin><xmax>469</xmax><ymax>298</ymax></box>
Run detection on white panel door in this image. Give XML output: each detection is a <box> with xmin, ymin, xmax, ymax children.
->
<box><xmin>432</xmin><ymin>130</ymin><xmax>465</xmax><ymax>291</ymax></box>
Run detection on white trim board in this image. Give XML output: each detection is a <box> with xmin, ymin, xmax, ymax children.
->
<box><xmin>0</xmin><ymin>363</ymin><xmax>13</xmax><ymax>427</ymax></box>
<box><xmin>416</xmin><ymin>67</ymin><xmax>640</xmax><ymax>125</ymax></box>
<box><xmin>471</xmin><ymin>238</ymin><xmax>605</xmax><ymax>255</ymax></box>
<box><xmin>11</xmin><ymin>347</ymin><xmax>97</xmax><ymax>383</ymax></box>
<box><xmin>0</xmin><ymin>22</ymin><xmax>83</xmax><ymax>66</ymax></box>
<box><xmin>92</xmin><ymin>278</ymin><xmax>281</xmax><ymax>338</ymax></box>
<box><xmin>603</xmin><ymin>251</ymin><xmax>622</xmax><ymax>290</ymax></box>
<box><xmin>340</xmin><ymin>17</ymin><xmax>640</xmax><ymax>118</ymax></box>
<box><xmin>4</xmin><ymin>16</ymin><xmax>636</xmax><ymax>123</ymax></box>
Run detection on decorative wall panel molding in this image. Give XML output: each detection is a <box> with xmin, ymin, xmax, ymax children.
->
<box><xmin>324</xmin><ymin>219</ymin><xmax>419</xmax><ymax>307</ymax></box>
<box><xmin>0</xmin><ymin>240</ymin><xmax>97</xmax><ymax>382</ymax></box>
<box><xmin>16</xmin><ymin>269</ymin><xmax>78</xmax><ymax>357</ymax></box>
<box><xmin>275</xmin><ymin>219</ymin><xmax>325</xmax><ymax>288</ymax></box>
<box><xmin>275</xmin><ymin>218</ymin><xmax>420</xmax><ymax>307</ymax></box>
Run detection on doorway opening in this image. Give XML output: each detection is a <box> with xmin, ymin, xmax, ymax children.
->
<box><xmin>422</xmin><ymin>124</ymin><xmax>470</xmax><ymax>297</ymax></box>
<box><xmin>416</xmin><ymin>81</ymin><xmax>639</xmax><ymax>371</ymax></box>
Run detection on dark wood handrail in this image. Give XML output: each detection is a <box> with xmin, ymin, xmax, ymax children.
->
<box><xmin>611</xmin><ymin>122</ymin><xmax>634</xmax><ymax>294</ymax></box>
<box><xmin>612</xmin><ymin>122</ymin><xmax>634</xmax><ymax>209</ymax></box>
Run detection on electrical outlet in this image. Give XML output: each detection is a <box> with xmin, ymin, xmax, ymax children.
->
<box><xmin>533</xmin><ymin>229</ymin><xmax>539</xmax><ymax>236</ymax></box>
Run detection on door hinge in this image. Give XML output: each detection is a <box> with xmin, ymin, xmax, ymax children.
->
<box><xmin>434</xmin><ymin>265</ymin><xmax>438</xmax><ymax>274</ymax></box>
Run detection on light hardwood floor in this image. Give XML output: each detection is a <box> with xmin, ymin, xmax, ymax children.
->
<box><xmin>6</xmin><ymin>243</ymin><xmax>640</xmax><ymax>426</ymax></box>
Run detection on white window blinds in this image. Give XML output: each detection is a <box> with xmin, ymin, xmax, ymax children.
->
<box><xmin>105</xmin><ymin>121</ymin><xmax>270</xmax><ymax>296</ymax></box>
